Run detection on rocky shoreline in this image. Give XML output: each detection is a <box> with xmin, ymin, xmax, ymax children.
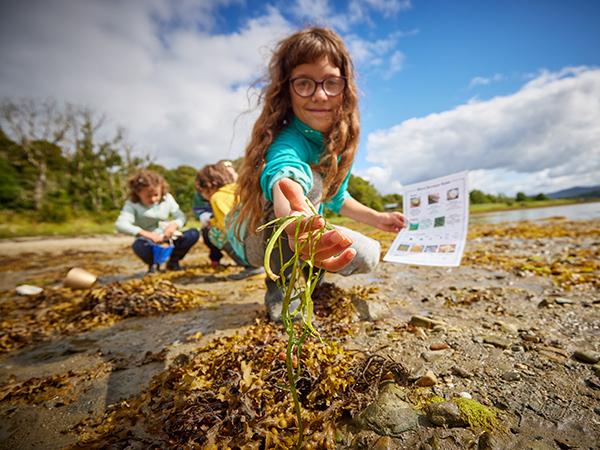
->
<box><xmin>0</xmin><ymin>219</ymin><xmax>598</xmax><ymax>449</ymax></box>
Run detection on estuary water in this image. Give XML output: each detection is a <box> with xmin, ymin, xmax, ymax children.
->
<box><xmin>470</xmin><ymin>201</ymin><xmax>600</xmax><ymax>224</ymax></box>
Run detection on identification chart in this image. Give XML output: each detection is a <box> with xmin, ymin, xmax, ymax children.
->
<box><xmin>384</xmin><ymin>171</ymin><xmax>469</xmax><ymax>267</ymax></box>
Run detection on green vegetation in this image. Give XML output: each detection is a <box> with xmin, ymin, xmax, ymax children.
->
<box><xmin>2</xmin><ymin>97</ymin><xmax>596</xmax><ymax>240</ymax></box>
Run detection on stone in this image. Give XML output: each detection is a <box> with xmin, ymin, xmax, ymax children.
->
<box><xmin>372</xmin><ymin>436</ymin><xmax>396</xmax><ymax>450</ymax></box>
<box><xmin>415</xmin><ymin>370</ymin><xmax>438</xmax><ymax>387</ymax></box>
<box><xmin>501</xmin><ymin>370</ymin><xmax>521</xmax><ymax>382</ymax></box>
<box><xmin>409</xmin><ymin>315</ymin><xmax>447</xmax><ymax>329</ymax></box>
<box><xmin>15</xmin><ymin>284</ymin><xmax>43</xmax><ymax>296</ymax></box>
<box><xmin>352</xmin><ymin>296</ymin><xmax>390</xmax><ymax>321</ymax></box>
<box><xmin>420</xmin><ymin>351</ymin><xmax>446</xmax><ymax>363</ymax></box>
<box><xmin>478</xmin><ymin>431</ymin><xmax>502</xmax><ymax>450</ymax></box>
<box><xmin>426</xmin><ymin>401</ymin><xmax>468</xmax><ymax>427</ymax></box>
<box><xmin>357</xmin><ymin>383</ymin><xmax>419</xmax><ymax>436</ymax></box>
<box><xmin>494</xmin><ymin>320</ymin><xmax>519</xmax><ymax>334</ymax></box>
<box><xmin>451</xmin><ymin>366</ymin><xmax>473</xmax><ymax>378</ymax></box>
<box><xmin>457</xmin><ymin>391</ymin><xmax>472</xmax><ymax>399</ymax></box>
<box><xmin>555</xmin><ymin>297</ymin><xmax>574</xmax><ymax>305</ymax></box>
<box><xmin>430</xmin><ymin>342</ymin><xmax>450</xmax><ymax>351</ymax></box>
<box><xmin>592</xmin><ymin>363</ymin><xmax>600</xmax><ymax>377</ymax></box>
<box><xmin>573</xmin><ymin>349</ymin><xmax>600</xmax><ymax>364</ymax></box>
<box><xmin>483</xmin><ymin>335</ymin><xmax>511</xmax><ymax>349</ymax></box>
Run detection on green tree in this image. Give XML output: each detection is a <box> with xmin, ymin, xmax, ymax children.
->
<box><xmin>347</xmin><ymin>175</ymin><xmax>384</xmax><ymax>211</ymax></box>
<box><xmin>0</xmin><ymin>98</ymin><xmax>70</xmax><ymax>210</ymax></box>
<box><xmin>515</xmin><ymin>192</ymin><xmax>528</xmax><ymax>202</ymax></box>
<box><xmin>534</xmin><ymin>193</ymin><xmax>548</xmax><ymax>201</ymax></box>
<box><xmin>469</xmin><ymin>189</ymin><xmax>492</xmax><ymax>204</ymax></box>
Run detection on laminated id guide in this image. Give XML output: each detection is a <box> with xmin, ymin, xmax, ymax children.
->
<box><xmin>384</xmin><ymin>171</ymin><xmax>469</xmax><ymax>267</ymax></box>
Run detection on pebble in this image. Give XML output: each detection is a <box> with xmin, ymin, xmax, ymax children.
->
<box><xmin>409</xmin><ymin>315</ymin><xmax>447</xmax><ymax>329</ymax></box>
<box><xmin>420</xmin><ymin>351</ymin><xmax>446</xmax><ymax>363</ymax></box>
<box><xmin>457</xmin><ymin>391</ymin><xmax>472</xmax><ymax>399</ymax></box>
<box><xmin>451</xmin><ymin>366</ymin><xmax>473</xmax><ymax>378</ymax></box>
<box><xmin>501</xmin><ymin>370</ymin><xmax>521</xmax><ymax>382</ymax></box>
<box><xmin>15</xmin><ymin>284</ymin><xmax>43</xmax><ymax>296</ymax></box>
<box><xmin>483</xmin><ymin>335</ymin><xmax>511</xmax><ymax>349</ymax></box>
<box><xmin>372</xmin><ymin>436</ymin><xmax>395</xmax><ymax>450</ymax></box>
<box><xmin>415</xmin><ymin>370</ymin><xmax>438</xmax><ymax>387</ymax></box>
<box><xmin>430</xmin><ymin>342</ymin><xmax>450</xmax><ymax>351</ymax></box>
<box><xmin>426</xmin><ymin>401</ymin><xmax>468</xmax><ymax>427</ymax></box>
<box><xmin>592</xmin><ymin>364</ymin><xmax>600</xmax><ymax>377</ymax></box>
<box><xmin>573</xmin><ymin>349</ymin><xmax>600</xmax><ymax>364</ymax></box>
<box><xmin>494</xmin><ymin>320</ymin><xmax>519</xmax><ymax>334</ymax></box>
<box><xmin>555</xmin><ymin>297</ymin><xmax>574</xmax><ymax>305</ymax></box>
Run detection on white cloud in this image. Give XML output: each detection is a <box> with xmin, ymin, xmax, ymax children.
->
<box><xmin>365</xmin><ymin>67</ymin><xmax>600</xmax><ymax>195</ymax></box>
<box><xmin>468</xmin><ymin>73</ymin><xmax>504</xmax><ymax>88</ymax></box>
<box><xmin>0</xmin><ymin>1</ymin><xmax>292</xmax><ymax>168</ymax></box>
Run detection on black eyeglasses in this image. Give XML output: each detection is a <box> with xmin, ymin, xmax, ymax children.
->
<box><xmin>290</xmin><ymin>76</ymin><xmax>346</xmax><ymax>97</ymax></box>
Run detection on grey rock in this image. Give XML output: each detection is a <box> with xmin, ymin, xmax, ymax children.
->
<box><xmin>409</xmin><ymin>315</ymin><xmax>447</xmax><ymax>329</ymax></box>
<box><xmin>478</xmin><ymin>431</ymin><xmax>501</xmax><ymax>450</ymax></box>
<box><xmin>420</xmin><ymin>350</ymin><xmax>446</xmax><ymax>363</ymax></box>
<box><xmin>357</xmin><ymin>383</ymin><xmax>419</xmax><ymax>436</ymax></box>
<box><xmin>451</xmin><ymin>366</ymin><xmax>473</xmax><ymax>378</ymax></box>
<box><xmin>426</xmin><ymin>401</ymin><xmax>468</xmax><ymax>427</ymax></box>
<box><xmin>573</xmin><ymin>349</ymin><xmax>600</xmax><ymax>364</ymax></box>
<box><xmin>352</xmin><ymin>295</ymin><xmax>390</xmax><ymax>321</ymax></box>
<box><xmin>501</xmin><ymin>370</ymin><xmax>521</xmax><ymax>381</ymax></box>
<box><xmin>483</xmin><ymin>335</ymin><xmax>511</xmax><ymax>349</ymax></box>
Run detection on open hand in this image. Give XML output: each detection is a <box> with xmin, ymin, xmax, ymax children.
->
<box><xmin>277</xmin><ymin>179</ymin><xmax>356</xmax><ymax>272</ymax></box>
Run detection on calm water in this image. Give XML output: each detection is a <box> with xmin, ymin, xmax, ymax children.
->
<box><xmin>470</xmin><ymin>201</ymin><xmax>600</xmax><ymax>224</ymax></box>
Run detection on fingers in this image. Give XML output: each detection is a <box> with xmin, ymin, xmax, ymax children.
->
<box><xmin>279</xmin><ymin>178</ymin><xmax>311</xmax><ymax>214</ymax></box>
<box><xmin>311</xmin><ymin>228</ymin><xmax>353</xmax><ymax>260</ymax></box>
<box><xmin>288</xmin><ymin>228</ymin><xmax>354</xmax><ymax>269</ymax></box>
<box><xmin>318</xmin><ymin>248</ymin><xmax>356</xmax><ymax>272</ymax></box>
<box><xmin>285</xmin><ymin>214</ymin><xmax>325</xmax><ymax>236</ymax></box>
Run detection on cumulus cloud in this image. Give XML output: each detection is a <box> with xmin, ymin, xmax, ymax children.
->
<box><xmin>0</xmin><ymin>0</ymin><xmax>291</xmax><ymax>168</ymax></box>
<box><xmin>364</xmin><ymin>67</ymin><xmax>600</xmax><ymax>195</ymax></box>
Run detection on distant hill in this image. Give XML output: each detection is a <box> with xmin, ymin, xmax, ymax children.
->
<box><xmin>547</xmin><ymin>185</ymin><xmax>600</xmax><ymax>199</ymax></box>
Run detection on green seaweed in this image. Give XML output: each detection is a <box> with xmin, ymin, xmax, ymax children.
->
<box><xmin>258</xmin><ymin>199</ymin><xmax>329</xmax><ymax>449</ymax></box>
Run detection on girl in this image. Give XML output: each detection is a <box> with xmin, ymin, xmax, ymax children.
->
<box><xmin>193</xmin><ymin>160</ymin><xmax>239</xmax><ymax>268</ymax></box>
<box><xmin>196</xmin><ymin>162</ymin><xmax>264</xmax><ymax>280</ymax></box>
<box><xmin>230</xmin><ymin>27</ymin><xmax>405</xmax><ymax>321</ymax></box>
<box><xmin>115</xmin><ymin>170</ymin><xmax>199</xmax><ymax>273</ymax></box>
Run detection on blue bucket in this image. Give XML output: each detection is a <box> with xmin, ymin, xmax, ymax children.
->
<box><xmin>151</xmin><ymin>244</ymin><xmax>174</xmax><ymax>264</ymax></box>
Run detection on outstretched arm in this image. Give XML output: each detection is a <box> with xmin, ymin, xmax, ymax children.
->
<box><xmin>273</xmin><ymin>178</ymin><xmax>356</xmax><ymax>272</ymax></box>
<box><xmin>340</xmin><ymin>196</ymin><xmax>406</xmax><ymax>232</ymax></box>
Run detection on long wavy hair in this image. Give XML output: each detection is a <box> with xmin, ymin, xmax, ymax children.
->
<box><xmin>235</xmin><ymin>27</ymin><xmax>360</xmax><ymax>236</ymax></box>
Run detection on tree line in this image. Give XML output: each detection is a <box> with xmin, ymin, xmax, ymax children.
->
<box><xmin>1</xmin><ymin>98</ymin><xmax>542</xmax><ymax>224</ymax></box>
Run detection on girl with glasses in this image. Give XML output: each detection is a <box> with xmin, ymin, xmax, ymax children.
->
<box><xmin>228</xmin><ymin>27</ymin><xmax>406</xmax><ymax>322</ymax></box>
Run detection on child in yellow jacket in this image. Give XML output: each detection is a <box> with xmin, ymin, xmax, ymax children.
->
<box><xmin>195</xmin><ymin>162</ymin><xmax>264</xmax><ymax>280</ymax></box>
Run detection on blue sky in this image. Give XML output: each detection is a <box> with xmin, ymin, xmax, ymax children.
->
<box><xmin>1</xmin><ymin>0</ymin><xmax>599</xmax><ymax>196</ymax></box>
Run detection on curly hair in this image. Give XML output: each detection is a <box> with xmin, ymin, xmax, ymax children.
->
<box><xmin>234</xmin><ymin>27</ymin><xmax>360</xmax><ymax>236</ymax></box>
<box><xmin>127</xmin><ymin>170</ymin><xmax>169</xmax><ymax>203</ymax></box>
<box><xmin>196</xmin><ymin>162</ymin><xmax>237</xmax><ymax>193</ymax></box>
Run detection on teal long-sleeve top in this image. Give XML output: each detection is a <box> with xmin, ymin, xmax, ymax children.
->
<box><xmin>259</xmin><ymin>116</ymin><xmax>352</xmax><ymax>214</ymax></box>
<box><xmin>226</xmin><ymin>116</ymin><xmax>353</xmax><ymax>265</ymax></box>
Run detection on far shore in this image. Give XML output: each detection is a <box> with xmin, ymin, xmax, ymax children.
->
<box><xmin>1</xmin><ymin>198</ymin><xmax>598</xmax><ymax>240</ymax></box>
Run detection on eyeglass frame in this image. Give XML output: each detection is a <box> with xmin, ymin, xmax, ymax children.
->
<box><xmin>289</xmin><ymin>76</ymin><xmax>347</xmax><ymax>98</ymax></box>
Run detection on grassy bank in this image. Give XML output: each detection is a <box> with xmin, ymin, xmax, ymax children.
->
<box><xmin>1</xmin><ymin>198</ymin><xmax>596</xmax><ymax>239</ymax></box>
<box><xmin>469</xmin><ymin>198</ymin><xmax>585</xmax><ymax>214</ymax></box>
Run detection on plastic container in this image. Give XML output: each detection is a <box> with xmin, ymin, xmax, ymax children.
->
<box><xmin>64</xmin><ymin>267</ymin><xmax>97</xmax><ymax>289</ymax></box>
<box><xmin>152</xmin><ymin>244</ymin><xmax>174</xmax><ymax>264</ymax></box>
